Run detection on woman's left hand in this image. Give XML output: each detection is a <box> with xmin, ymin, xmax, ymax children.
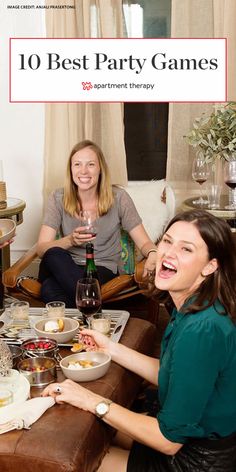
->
<box><xmin>42</xmin><ymin>379</ymin><xmax>102</xmax><ymax>412</ymax></box>
<box><xmin>0</xmin><ymin>238</ymin><xmax>14</xmax><ymax>249</ymax></box>
<box><xmin>143</xmin><ymin>251</ymin><xmax>157</xmax><ymax>279</ymax></box>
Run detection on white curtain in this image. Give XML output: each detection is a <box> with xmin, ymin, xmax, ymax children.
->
<box><xmin>167</xmin><ymin>0</ymin><xmax>236</xmax><ymax>204</ymax></box>
<box><xmin>44</xmin><ymin>0</ymin><xmax>127</xmax><ymax>200</ymax></box>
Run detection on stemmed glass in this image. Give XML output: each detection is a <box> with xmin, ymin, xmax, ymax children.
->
<box><xmin>224</xmin><ymin>159</ymin><xmax>236</xmax><ymax>209</ymax></box>
<box><xmin>192</xmin><ymin>156</ymin><xmax>210</xmax><ymax>207</ymax></box>
<box><xmin>79</xmin><ymin>210</ymin><xmax>98</xmax><ymax>237</ymax></box>
<box><xmin>76</xmin><ymin>278</ymin><xmax>102</xmax><ymax>325</ymax></box>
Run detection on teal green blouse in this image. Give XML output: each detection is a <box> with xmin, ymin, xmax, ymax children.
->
<box><xmin>157</xmin><ymin>300</ymin><xmax>236</xmax><ymax>444</ymax></box>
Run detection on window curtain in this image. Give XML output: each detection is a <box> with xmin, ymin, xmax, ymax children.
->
<box><xmin>44</xmin><ymin>0</ymin><xmax>127</xmax><ymax>200</ymax></box>
<box><xmin>167</xmin><ymin>0</ymin><xmax>236</xmax><ymax>204</ymax></box>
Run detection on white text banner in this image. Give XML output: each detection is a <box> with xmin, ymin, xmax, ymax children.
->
<box><xmin>10</xmin><ymin>38</ymin><xmax>227</xmax><ymax>102</ymax></box>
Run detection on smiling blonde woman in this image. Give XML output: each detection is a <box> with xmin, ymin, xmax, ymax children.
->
<box><xmin>36</xmin><ymin>140</ymin><xmax>157</xmax><ymax>307</ymax></box>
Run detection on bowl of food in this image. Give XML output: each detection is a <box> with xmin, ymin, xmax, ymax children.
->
<box><xmin>60</xmin><ymin>351</ymin><xmax>111</xmax><ymax>382</ymax></box>
<box><xmin>0</xmin><ymin>219</ymin><xmax>16</xmax><ymax>245</ymax></box>
<box><xmin>34</xmin><ymin>318</ymin><xmax>80</xmax><ymax>344</ymax></box>
<box><xmin>18</xmin><ymin>357</ymin><xmax>57</xmax><ymax>386</ymax></box>
<box><xmin>21</xmin><ymin>337</ymin><xmax>59</xmax><ymax>359</ymax></box>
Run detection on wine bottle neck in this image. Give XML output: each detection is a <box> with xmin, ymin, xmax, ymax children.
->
<box><xmin>86</xmin><ymin>254</ymin><xmax>94</xmax><ymax>259</ymax></box>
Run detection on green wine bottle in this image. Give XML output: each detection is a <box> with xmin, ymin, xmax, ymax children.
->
<box><xmin>84</xmin><ymin>243</ymin><xmax>99</xmax><ymax>280</ymax></box>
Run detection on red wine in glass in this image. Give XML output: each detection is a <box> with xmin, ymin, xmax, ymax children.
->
<box><xmin>225</xmin><ymin>180</ymin><xmax>236</xmax><ymax>190</ymax></box>
<box><xmin>195</xmin><ymin>178</ymin><xmax>207</xmax><ymax>185</ymax></box>
<box><xmin>77</xmin><ymin>300</ymin><xmax>101</xmax><ymax>318</ymax></box>
<box><xmin>76</xmin><ymin>278</ymin><xmax>102</xmax><ymax>325</ymax></box>
<box><xmin>79</xmin><ymin>210</ymin><xmax>98</xmax><ymax>237</ymax></box>
<box><xmin>224</xmin><ymin>160</ymin><xmax>236</xmax><ymax>209</ymax></box>
<box><xmin>192</xmin><ymin>156</ymin><xmax>209</xmax><ymax>206</ymax></box>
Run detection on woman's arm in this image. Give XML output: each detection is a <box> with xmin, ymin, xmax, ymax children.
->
<box><xmin>129</xmin><ymin>224</ymin><xmax>156</xmax><ymax>256</ymax></box>
<box><xmin>36</xmin><ymin>224</ymin><xmax>96</xmax><ymax>258</ymax></box>
<box><xmin>110</xmin><ymin>339</ymin><xmax>159</xmax><ymax>385</ymax></box>
<box><xmin>101</xmin><ymin>400</ymin><xmax>182</xmax><ymax>455</ymax></box>
<box><xmin>42</xmin><ymin>380</ymin><xmax>182</xmax><ymax>455</ymax></box>
<box><xmin>129</xmin><ymin>224</ymin><xmax>157</xmax><ymax>275</ymax></box>
<box><xmin>81</xmin><ymin>328</ymin><xmax>159</xmax><ymax>386</ymax></box>
<box><xmin>36</xmin><ymin>225</ymin><xmax>73</xmax><ymax>258</ymax></box>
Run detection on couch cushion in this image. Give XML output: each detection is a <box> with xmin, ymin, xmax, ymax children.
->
<box><xmin>126</xmin><ymin>180</ymin><xmax>175</xmax><ymax>242</ymax></box>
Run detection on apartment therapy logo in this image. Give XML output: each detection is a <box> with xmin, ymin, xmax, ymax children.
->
<box><xmin>10</xmin><ymin>38</ymin><xmax>226</xmax><ymax>102</ymax></box>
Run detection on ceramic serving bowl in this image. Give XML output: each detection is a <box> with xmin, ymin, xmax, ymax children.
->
<box><xmin>18</xmin><ymin>357</ymin><xmax>57</xmax><ymax>387</ymax></box>
<box><xmin>0</xmin><ymin>219</ymin><xmax>16</xmax><ymax>245</ymax></box>
<box><xmin>60</xmin><ymin>351</ymin><xmax>111</xmax><ymax>382</ymax></box>
<box><xmin>34</xmin><ymin>318</ymin><xmax>80</xmax><ymax>344</ymax></box>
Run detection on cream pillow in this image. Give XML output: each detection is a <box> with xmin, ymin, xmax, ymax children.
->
<box><xmin>125</xmin><ymin>180</ymin><xmax>175</xmax><ymax>242</ymax></box>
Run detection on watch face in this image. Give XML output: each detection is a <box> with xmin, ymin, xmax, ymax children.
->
<box><xmin>96</xmin><ymin>401</ymin><xmax>109</xmax><ymax>417</ymax></box>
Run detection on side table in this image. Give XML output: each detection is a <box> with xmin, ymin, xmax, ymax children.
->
<box><xmin>0</xmin><ymin>198</ymin><xmax>26</xmax><ymax>270</ymax></box>
<box><xmin>0</xmin><ymin>198</ymin><xmax>26</xmax><ymax>311</ymax></box>
<box><xmin>181</xmin><ymin>196</ymin><xmax>236</xmax><ymax>246</ymax></box>
<box><xmin>181</xmin><ymin>196</ymin><xmax>236</xmax><ymax>230</ymax></box>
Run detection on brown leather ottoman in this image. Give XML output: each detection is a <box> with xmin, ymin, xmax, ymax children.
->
<box><xmin>0</xmin><ymin>318</ymin><xmax>157</xmax><ymax>472</ymax></box>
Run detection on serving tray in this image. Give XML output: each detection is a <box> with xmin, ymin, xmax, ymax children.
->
<box><xmin>0</xmin><ymin>308</ymin><xmax>130</xmax><ymax>346</ymax></box>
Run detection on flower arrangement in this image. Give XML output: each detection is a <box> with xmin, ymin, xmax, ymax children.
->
<box><xmin>184</xmin><ymin>102</ymin><xmax>236</xmax><ymax>165</ymax></box>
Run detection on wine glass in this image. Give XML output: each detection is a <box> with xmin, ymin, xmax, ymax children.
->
<box><xmin>79</xmin><ymin>210</ymin><xmax>98</xmax><ymax>237</ymax></box>
<box><xmin>192</xmin><ymin>156</ymin><xmax>210</xmax><ymax>207</ymax></box>
<box><xmin>76</xmin><ymin>278</ymin><xmax>102</xmax><ymax>325</ymax></box>
<box><xmin>224</xmin><ymin>159</ymin><xmax>236</xmax><ymax>209</ymax></box>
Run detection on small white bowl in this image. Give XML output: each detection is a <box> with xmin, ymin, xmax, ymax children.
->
<box><xmin>0</xmin><ymin>219</ymin><xmax>16</xmax><ymax>245</ymax></box>
<box><xmin>60</xmin><ymin>351</ymin><xmax>111</xmax><ymax>382</ymax></box>
<box><xmin>34</xmin><ymin>317</ymin><xmax>79</xmax><ymax>344</ymax></box>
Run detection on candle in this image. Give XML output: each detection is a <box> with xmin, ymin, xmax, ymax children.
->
<box><xmin>91</xmin><ymin>315</ymin><xmax>111</xmax><ymax>334</ymax></box>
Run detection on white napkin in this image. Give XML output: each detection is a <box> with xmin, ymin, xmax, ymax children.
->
<box><xmin>0</xmin><ymin>396</ymin><xmax>55</xmax><ymax>434</ymax></box>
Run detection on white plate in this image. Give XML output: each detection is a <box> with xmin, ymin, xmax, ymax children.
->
<box><xmin>0</xmin><ymin>370</ymin><xmax>30</xmax><ymax>418</ymax></box>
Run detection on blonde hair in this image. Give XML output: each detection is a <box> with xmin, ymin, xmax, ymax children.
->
<box><xmin>63</xmin><ymin>140</ymin><xmax>114</xmax><ymax>216</ymax></box>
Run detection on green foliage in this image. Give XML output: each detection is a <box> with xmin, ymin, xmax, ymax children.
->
<box><xmin>184</xmin><ymin>103</ymin><xmax>236</xmax><ymax>164</ymax></box>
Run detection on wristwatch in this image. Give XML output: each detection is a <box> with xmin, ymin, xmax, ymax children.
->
<box><xmin>95</xmin><ymin>400</ymin><xmax>113</xmax><ymax>418</ymax></box>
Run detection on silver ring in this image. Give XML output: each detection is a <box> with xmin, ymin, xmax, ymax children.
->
<box><xmin>54</xmin><ymin>385</ymin><xmax>62</xmax><ymax>394</ymax></box>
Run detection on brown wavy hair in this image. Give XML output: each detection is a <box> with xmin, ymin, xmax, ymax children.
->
<box><xmin>63</xmin><ymin>140</ymin><xmax>114</xmax><ymax>216</ymax></box>
<box><xmin>156</xmin><ymin>209</ymin><xmax>236</xmax><ymax>322</ymax></box>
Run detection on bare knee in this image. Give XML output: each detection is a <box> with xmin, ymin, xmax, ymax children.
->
<box><xmin>97</xmin><ymin>446</ymin><xmax>129</xmax><ymax>472</ymax></box>
<box><xmin>113</xmin><ymin>431</ymin><xmax>134</xmax><ymax>450</ymax></box>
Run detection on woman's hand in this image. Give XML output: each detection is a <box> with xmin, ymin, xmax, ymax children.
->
<box><xmin>42</xmin><ymin>379</ymin><xmax>103</xmax><ymax>412</ymax></box>
<box><xmin>79</xmin><ymin>328</ymin><xmax>113</xmax><ymax>354</ymax></box>
<box><xmin>70</xmin><ymin>226</ymin><xmax>96</xmax><ymax>246</ymax></box>
<box><xmin>0</xmin><ymin>238</ymin><xmax>14</xmax><ymax>249</ymax></box>
<box><xmin>143</xmin><ymin>251</ymin><xmax>157</xmax><ymax>279</ymax></box>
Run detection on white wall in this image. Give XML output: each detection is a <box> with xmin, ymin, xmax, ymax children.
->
<box><xmin>0</xmin><ymin>0</ymin><xmax>45</xmax><ymax>264</ymax></box>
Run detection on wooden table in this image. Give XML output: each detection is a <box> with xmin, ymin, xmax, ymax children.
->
<box><xmin>0</xmin><ymin>318</ymin><xmax>156</xmax><ymax>472</ymax></box>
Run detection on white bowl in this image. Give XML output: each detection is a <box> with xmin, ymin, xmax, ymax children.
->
<box><xmin>60</xmin><ymin>351</ymin><xmax>111</xmax><ymax>382</ymax></box>
<box><xmin>34</xmin><ymin>317</ymin><xmax>79</xmax><ymax>343</ymax></box>
<box><xmin>0</xmin><ymin>219</ymin><xmax>16</xmax><ymax>245</ymax></box>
